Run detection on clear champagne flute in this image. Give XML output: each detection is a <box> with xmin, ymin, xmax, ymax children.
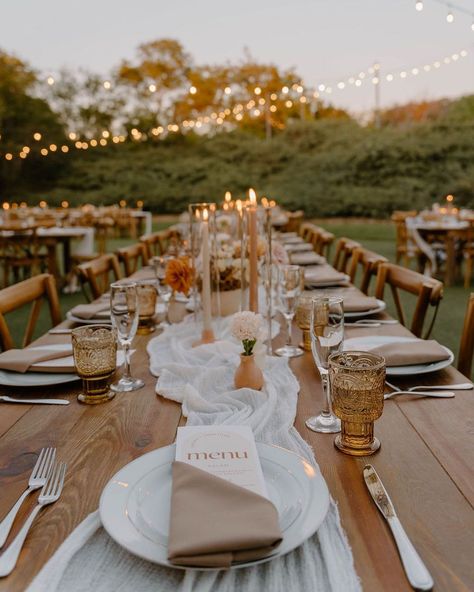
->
<box><xmin>275</xmin><ymin>264</ymin><xmax>304</xmax><ymax>358</ymax></box>
<box><xmin>151</xmin><ymin>256</ymin><xmax>172</xmax><ymax>326</ymax></box>
<box><xmin>110</xmin><ymin>281</ymin><xmax>144</xmax><ymax>392</ymax></box>
<box><xmin>306</xmin><ymin>296</ymin><xmax>344</xmax><ymax>433</ymax></box>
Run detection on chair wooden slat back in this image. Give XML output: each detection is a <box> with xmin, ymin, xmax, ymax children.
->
<box><xmin>282</xmin><ymin>211</ymin><xmax>304</xmax><ymax>234</ymax></box>
<box><xmin>140</xmin><ymin>230</ymin><xmax>176</xmax><ymax>259</ymax></box>
<box><xmin>0</xmin><ymin>273</ymin><xmax>62</xmax><ymax>351</ymax></box>
<box><xmin>299</xmin><ymin>222</ymin><xmax>314</xmax><ymax>241</ymax></box>
<box><xmin>458</xmin><ymin>293</ymin><xmax>474</xmax><ymax>378</ymax></box>
<box><xmin>391</xmin><ymin>211</ymin><xmax>419</xmax><ymax>266</ymax></box>
<box><xmin>117</xmin><ymin>243</ymin><xmax>149</xmax><ymax>276</ymax></box>
<box><xmin>374</xmin><ymin>262</ymin><xmax>443</xmax><ymax>338</ymax></box>
<box><xmin>333</xmin><ymin>238</ymin><xmax>361</xmax><ymax>273</ymax></box>
<box><xmin>349</xmin><ymin>247</ymin><xmax>388</xmax><ymax>295</ymax></box>
<box><xmin>77</xmin><ymin>254</ymin><xmax>122</xmax><ymax>300</ymax></box>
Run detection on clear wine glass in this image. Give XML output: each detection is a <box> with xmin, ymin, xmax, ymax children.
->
<box><xmin>306</xmin><ymin>296</ymin><xmax>344</xmax><ymax>433</ymax></box>
<box><xmin>151</xmin><ymin>256</ymin><xmax>172</xmax><ymax>326</ymax></box>
<box><xmin>275</xmin><ymin>264</ymin><xmax>304</xmax><ymax>358</ymax></box>
<box><xmin>110</xmin><ymin>281</ymin><xmax>144</xmax><ymax>392</ymax></box>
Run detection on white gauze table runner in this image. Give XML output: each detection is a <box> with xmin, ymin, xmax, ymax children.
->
<box><xmin>27</xmin><ymin>317</ymin><xmax>360</xmax><ymax>592</ymax></box>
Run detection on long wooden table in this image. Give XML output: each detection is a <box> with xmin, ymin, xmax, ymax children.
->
<box><xmin>0</xmin><ymin>272</ymin><xmax>473</xmax><ymax>591</ymax></box>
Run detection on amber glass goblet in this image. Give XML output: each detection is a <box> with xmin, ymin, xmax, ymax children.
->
<box><xmin>329</xmin><ymin>351</ymin><xmax>386</xmax><ymax>456</ymax></box>
<box><xmin>137</xmin><ymin>281</ymin><xmax>157</xmax><ymax>335</ymax></box>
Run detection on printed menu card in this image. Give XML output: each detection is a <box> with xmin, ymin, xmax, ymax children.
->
<box><xmin>175</xmin><ymin>425</ymin><xmax>268</xmax><ymax>499</ymax></box>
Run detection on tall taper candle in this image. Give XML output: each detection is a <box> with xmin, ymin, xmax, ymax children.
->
<box><xmin>201</xmin><ymin>208</ymin><xmax>212</xmax><ymax>332</ymax></box>
<box><xmin>248</xmin><ymin>188</ymin><xmax>258</xmax><ymax>312</ymax></box>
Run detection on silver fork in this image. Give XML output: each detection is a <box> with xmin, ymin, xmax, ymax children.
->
<box><xmin>0</xmin><ymin>461</ymin><xmax>67</xmax><ymax>577</ymax></box>
<box><xmin>385</xmin><ymin>380</ymin><xmax>455</xmax><ymax>399</ymax></box>
<box><xmin>0</xmin><ymin>447</ymin><xmax>56</xmax><ymax>548</ymax></box>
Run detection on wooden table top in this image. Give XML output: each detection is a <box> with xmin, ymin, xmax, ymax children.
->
<box><xmin>0</xmin><ymin>270</ymin><xmax>473</xmax><ymax>591</ymax></box>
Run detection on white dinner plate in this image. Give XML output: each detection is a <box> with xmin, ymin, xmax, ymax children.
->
<box><xmin>0</xmin><ymin>344</ymin><xmax>79</xmax><ymax>387</ymax></box>
<box><xmin>343</xmin><ymin>335</ymin><xmax>454</xmax><ymax>376</ymax></box>
<box><xmin>100</xmin><ymin>442</ymin><xmax>330</xmax><ymax>571</ymax></box>
<box><xmin>344</xmin><ymin>299</ymin><xmax>386</xmax><ymax>319</ymax></box>
<box><xmin>66</xmin><ymin>311</ymin><xmax>112</xmax><ymax>325</ymax></box>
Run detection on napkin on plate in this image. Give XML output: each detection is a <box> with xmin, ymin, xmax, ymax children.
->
<box><xmin>343</xmin><ymin>295</ymin><xmax>379</xmax><ymax>312</ymax></box>
<box><xmin>70</xmin><ymin>302</ymin><xmax>110</xmax><ymax>320</ymax></box>
<box><xmin>304</xmin><ymin>266</ymin><xmax>348</xmax><ymax>286</ymax></box>
<box><xmin>0</xmin><ymin>346</ymin><xmax>74</xmax><ymax>373</ymax></box>
<box><xmin>285</xmin><ymin>243</ymin><xmax>313</xmax><ymax>253</ymax></box>
<box><xmin>367</xmin><ymin>339</ymin><xmax>450</xmax><ymax>367</ymax></box>
<box><xmin>281</xmin><ymin>236</ymin><xmax>304</xmax><ymax>245</ymax></box>
<box><xmin>291</xmin><ymin>252</ymin><xmax>325</xmax><ymax>266</ymax></box>
<box><xmin>168</xmin><ymin>462</ymin><xmax>282</xmax><ymax>568</ymax></box>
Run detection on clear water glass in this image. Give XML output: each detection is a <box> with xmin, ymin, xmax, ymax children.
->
<box><xmin>151</xmin><ymin>255</ymin><xmax>172</xmax><ymax>327</ymax></box>
<box><xmin>275</xmin><ymin>264</ymin><xmax>304</xmax><ymax>358</ymax></box>
<box><xmin>306</xmin><ymin>296</ymin><xmax>344</xmax><ymax>433</ymax></box>
<box><xmin>110</xmin><ymin>281</ymin><xmax>144</xmax><ymax>392</ymax></box>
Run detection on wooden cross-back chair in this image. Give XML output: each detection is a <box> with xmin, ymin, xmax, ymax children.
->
<box><xmin>333</xmin><ymin>238</ymin><xmax>361</xmax><ymax>273</ymax></box>
<box><xmin>299</xmin><ymin>222</ymin><xmax>314</xmax><ymax>242</ymax></box>
<box><xmin>374</xmin><ymin>262</ymin><xmax>443</xmax><ymax>339</ymax></box>
<box><xmin>458</xmin><ymin>293</ymin><xmax>474</xmax><ymax>378</ymax></box>
<box><xmin>306</xmin><ymin>226</ymin><xmax>335</xmax><ymax>258</ymax></box>
<box><xmin>282</xmin><ymin>210</ymin><xmax>304</xmax><ymax>234</ymax></box>
<box><xmin>77</xmin><ymin>254</ymin><xmax>122</xmax><ymax>301</ymax></box>
<box><xmin>116</xmin><ymin>243</ymin><xmax>149</xmax><ymax>277</ymax></box>
<box><xmin>0</xmin><ymin>273</ymin><xmax>62</xmax><ymax>351</ymax></box>
<box><xmin>140</xmin><ymin>229</ymin><xmax>179</xmax><ymax>259</ymax></box>
<box><xmin>391</xmin><ymin>210</ymin><xmax>421</xmax><ymax>268</ymax></box>
<box><xmin>349</xmin><ymin>247</ymin><xmax>388</xmax><ymax>295</ymax></box>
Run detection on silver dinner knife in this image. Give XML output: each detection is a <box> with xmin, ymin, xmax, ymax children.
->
<box><xmin>0</xmin><ymin>396</ymin><xmax>70</xmax><ymax>405</ymax></box>
<box><xmin>363</xmin><ymin>465</ymin><xmax>433</xmax><ymax>591</ymax></box>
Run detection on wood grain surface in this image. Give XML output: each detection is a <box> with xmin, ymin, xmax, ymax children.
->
<box><xmin>0</xmin><ymin>267</ymin><xmax>472</xmax><ymax>591</ymax></box>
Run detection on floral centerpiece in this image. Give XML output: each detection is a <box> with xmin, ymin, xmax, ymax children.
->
<box><xmin>231</xmin><ymin>311</ymin><xmax>264</xmax><ymax>390</ymax></box>
<box><xmin>164</xmin><ymin>256</ymin><xmax>194</xmax><ymax>297</ymax></box>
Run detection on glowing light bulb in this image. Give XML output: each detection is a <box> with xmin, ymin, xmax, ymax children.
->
<box><xmin>386</xmin><ymin>74</ymin><xmax>394</xmax><ymax>82</ymax></box>
<box><xmin>415</xmin><ymin>1</ymin><xmax>423</xmax><ymax>11</ymax></box>
<box><xmin>446</xmin><ymin>10</ymin><xmax>454</xmax><ymax>23</ymax></box>
<box><xmin>47</xmin><ymin>76</ymin><xmax>55</xmax><ymax>85</ymax></box>
<box><xmin>189</xmin><ymin>86</ymin><xmax>197</xmax><ymax>94</ymax></box>
<box><xmin>254</xmin><ymin>86</ymin><xmax>262</xmax><ymax>95</ymax></box>
<box><xmin>148</xmin><ymin>83</ymin><xmax>156</xmax><ymax>92</ymax></box>
<box><xmin>40</xmin><ymin>148</ymin><xmax>48</xmax><ymax>156</ymax></box>
<box><xmin>224</xmin><ymin>86</ymin><xmax>232</xmax><ymax>95</ymax></box>
<box><xmin>5</xmin><ymin>153</ymin><xmax>13</xmax><ymax>160</ymax></box>
<box><xmin>282</xmin><ymin>86</ymin><xmax>289</xmax><ymax>94</ymax></box>
<box><xmin>103</xmin><ymin>80</ymin><xmax>111</xmax><ymax>89</ymax></box>
<box><xmin>49</xmin><ymin>144</ymin><xmax>57</xmax><ymax>152</ymax></box>
<box><xmin>337</xmin><ymin>82</ymin><xmax>345</xmax><ymax>89</ymax></box>
<box><xmin>61</xmin><ymin>145</ymin><xmax>69</xmax><ymax>153</ymax></box>
<box><xmin>34</xmin><ymin>132</ymin><xmax>42</xmax><ymax>141</ymax></box>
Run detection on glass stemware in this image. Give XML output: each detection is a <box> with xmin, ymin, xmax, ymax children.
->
<box><xmin>306</xmin><ymin>296</ymin><xmax>344</xmax><ymax>433</ymax></box>
<box><xmin>151</xmin><ymin>256</ymin><xmax>172</xmax><ymax>327</ymax></box>
<box><xmin>110</xmin><ymin>281</ymin><xmax>144</xmax><ymax>392</ymax></box>
<box><xmin>275</xmin><ymin>264</ymin><xmax>304</xmax><ymax>358</ymax></box>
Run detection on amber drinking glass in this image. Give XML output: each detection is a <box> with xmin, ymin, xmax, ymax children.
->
<box><xmin>295</xmin><ymin>293</ymin><xmax>313</xmax><ymax>352</ymax></box>
<box><xmin>137</xmin><ymin>281</ymin><xmax>157</xmax><ymax>335</ymax></box>
<box><xmin>329</xmin><ymin>351</ymin><xmax>386</xmax><ymax>456</ymax></box>
<box><xmin>72</xmin><ymin>325</ymin><xmax>117</xmax><ymax>405</ymax></box>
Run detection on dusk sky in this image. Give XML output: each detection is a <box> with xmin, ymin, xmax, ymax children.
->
<box><xmin>1</xmin><ymin>0</ymin><xmax>473</xmax><ymax>114</ymax></box>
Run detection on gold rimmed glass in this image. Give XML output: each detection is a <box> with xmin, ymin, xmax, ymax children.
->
<box><xmin>329</xmin><ymin>351</ymin><xmax>386</xmax><ymax>456</ymax></box>
<box><xmin>72</xmin><ymin>325</ymin><xmax>117</xmax><ymax>405</ymax></box>
<box><xmin>137</xmin><ymin>281</ymin><xmax>157</xmax><ymax>335</ymax></box>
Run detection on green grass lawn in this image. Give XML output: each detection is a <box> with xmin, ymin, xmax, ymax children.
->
<box><xmin>4</xmin><ymin>217</ymin><xmax>471</xmax><ymax>367</ymax></box>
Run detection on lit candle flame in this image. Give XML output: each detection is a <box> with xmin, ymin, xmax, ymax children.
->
<box><xmin>446</xmin><ymin>194</ymin><xmax>454</xmax><ymax>203</ymax></box>
<box><xmin>225</xmin><ymin>191</ymin><xmax>231</xmax><ymax>203</ymax></box>
<box><xmin>203</xmin><ymin>208</ymin><xmax>209</xmax><ymax>221</ymax></box>
<box><xmin>236</xmin><ymin>199</ymin><xmax>242</xmax><ymax>212</ymax></box>
<box><xmin>249</xmin><ymin>188</ymin><xmax>257</xmax><ymax>205</ymax></box>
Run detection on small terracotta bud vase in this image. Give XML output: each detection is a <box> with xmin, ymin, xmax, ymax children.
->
<box><xmin>234</xmin><ymin>353</ymin><xmax>264</xmax><ymax>391</ymax></box>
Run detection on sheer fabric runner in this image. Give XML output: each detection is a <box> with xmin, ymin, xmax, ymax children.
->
<box><xmin>27</xmin><ymin>317</ymin><xmax>360</xmax><ymax>592</ymax></box>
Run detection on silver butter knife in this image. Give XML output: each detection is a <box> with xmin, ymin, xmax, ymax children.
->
<box><xmin>363</xmin><ymin>465</ymin><xmax>433</xmax><ymax>591</ymax></box>
<box><xmin>0</xmin><ymin>396</ymin><xmax>70</xmax><ymax>405</ymax></box>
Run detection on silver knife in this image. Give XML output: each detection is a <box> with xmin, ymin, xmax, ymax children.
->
<box><xmin>0</xmin><ymin>396</ymin><xmax>70</xmax><ymax>405</ymax></box>
<box><xmin>363</xmin><ymin>465</ymin><xmax>433</xmax><ymax>591</ymax></box>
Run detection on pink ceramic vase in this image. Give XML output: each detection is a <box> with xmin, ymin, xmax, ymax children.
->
<box><xmin>234</xmin><ymin>353</ymin><xmax>264</xmax><ymax>391</ymax></box>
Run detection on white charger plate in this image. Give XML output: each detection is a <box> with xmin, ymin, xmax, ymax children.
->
<box><xmin>0</xmin><ymin>344</ymin><xmax>79</xmax><ymax>387</ymax></box>
<box><xmin>344</xmin><ymin>299</ymin><xmax>386</xmax><ymax>319</ymax></box>
<box><xmin>100</xmin><ymin>442</ymin><xmax>329</xmax><ymax>571</ymax></box>
<box><xmin>343</xmin><ymin>335</ymin><xmax>454</xmax><ymax>376</ymax></box>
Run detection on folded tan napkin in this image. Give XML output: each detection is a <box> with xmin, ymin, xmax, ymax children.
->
<box><xmin>282</xmin><ymin>236</ymin><xmax>304</xmax><ymax>245</ymax></box>
<box><xmin>370</xmin><ymin>340</ymin><xmax>450</xmax><ymax>367</ymax></box>
<box><xmin>304</xmin><ymin>266</ymin><xmax>348</xmax><ymax>286</ymax></box>
<box><xmin>0</xmin><ymin>346</ymin><xmax>74</xmax><ymax>373</ymax></box>
<box><xmin>291</xmin><ymin>252</ymin><xmax>325</xmax><ymax>266</ymax></box>
<box><xmin>70</xmin><ymin>302</ymin><xmax>110</xmax><ymax>320</ymax></box>
<box><xmin>168</xmin><ymin>462</ymin><xmax>282</xmax><ymax>568</ymax></box>
<box><xmin>343</xmin><ymin>295</ymin><xmax>379</xmax><ymax>312</ymax></box>
<box><xmin>285</xmin><ymin>243</ymin><xmax>313</xmax><ymax>252</ymax></box>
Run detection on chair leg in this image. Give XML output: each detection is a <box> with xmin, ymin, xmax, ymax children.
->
<box><xmin>465</xmin><ymin>257</ymin><xmax>472</xmax><ymax>289</ymax></box>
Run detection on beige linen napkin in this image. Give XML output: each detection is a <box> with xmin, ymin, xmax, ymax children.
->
<box><xmin>370</xmin><ymin>340</ymin><xmax>450</xmax><ymax>366</ymax></box>
<box><xmin>291</xmin><ymin>251</ymin><xmax>325</xmax><ymax>266</ymax></box>
<box><xmin>343</xmin><ymin>295</ymin><xmax>379</xmax><ymax>312</ymax></box>
<box><xmin>304</xmin><ymin>266</ymin><xmax>348</xmax><ymax>286</ymax></box>
<box><xmin>70</xmin><ymin>302</ymin><xmax>110</xmax><ymax>320</ymax></box>
<box><xmin>168</xmin><ymin>462</ymin><xmax>282</xmax><ymax>568</ymax></box>
<box><xmin>285</xmin><ymin>243</ymin><xmax>313</xmax><ymax>253</ymax></box>
<box><xmin>0</xmin><ymin>346</ymin><xmax>74</xmax><ymax>373</ymax></box>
